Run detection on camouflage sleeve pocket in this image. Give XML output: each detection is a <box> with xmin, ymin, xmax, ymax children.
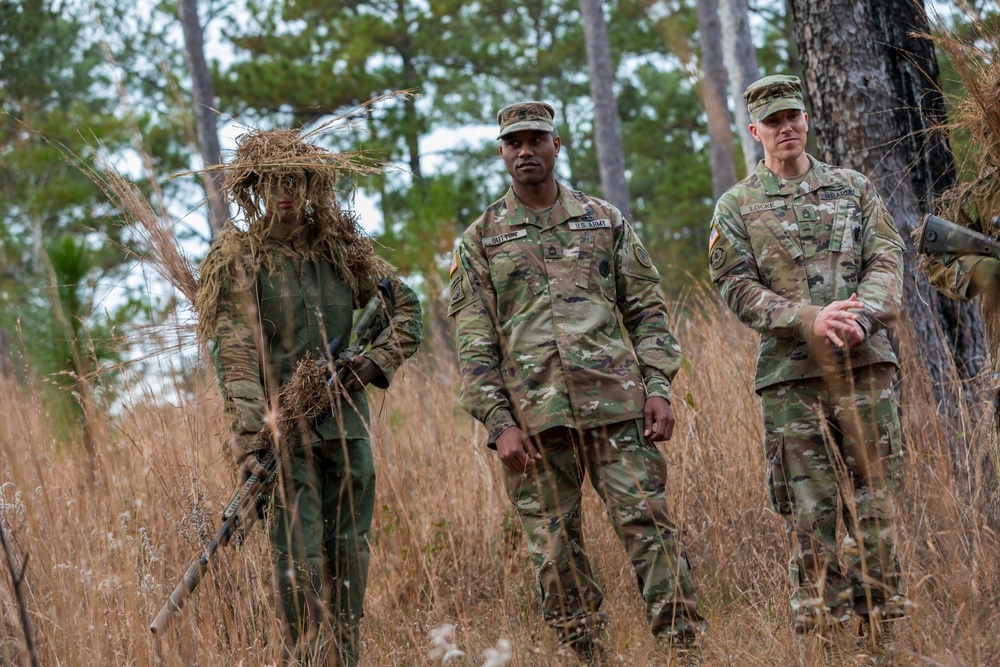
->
<box><xmin>621</xmin><ymin>232</ymin><xmax>661</xmax><ymax>282</ymax></box>
<box><xmin>229</xmin><ymin>379</ymin><xmax>265</xmax><ymax>433</ymax></box>
<box><xmin>874</xmin><ymin>206</ymin><xmax>905</xmax><ymax>249</ymax></box>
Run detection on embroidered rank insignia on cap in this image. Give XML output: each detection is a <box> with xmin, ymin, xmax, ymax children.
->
<box><xmin>482</xmin><ymin>229</ymin><xmax>528</xmax><ymax>247</ymax></box>
<box><xmin>449</xmin><ymin>250</ymin><xmax>459</xmax><ymax>278</ymax></box>
<box><xmin>708</xmin><ymin>225</ymin><xmax>719</xmax><ymax>251</ymax></box>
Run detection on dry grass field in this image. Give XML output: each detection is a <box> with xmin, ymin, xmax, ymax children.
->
<box><xmin>0</xmin><ymin>295</ymin><xmax>997</xmax><ymax>666</ymax></box>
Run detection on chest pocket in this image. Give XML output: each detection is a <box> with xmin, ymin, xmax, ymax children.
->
<box><xmin>488</xmin><ymin>239</ymin><xmax>546</xmax><ymax>320</ymax></box>
<box><xmin>258</xmin><ymin>266</ymin><xmax>298</xmax><ymax>343</ymax></box>
<box><xmin>573</xmin><ymin>228</ymin><xmax>616</xmax><ymax>299</ymax></box>
<box><xmin>749</xmin><ymin>212</ymin><xmax>808</xmax><ymax>294</ymax></box>
<box><xmin>828</xmin><ymin>198</ymin><xmax>862</xmax><ymax>289</ymax></box>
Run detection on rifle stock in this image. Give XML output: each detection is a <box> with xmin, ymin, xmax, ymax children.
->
<box><xmin>919</xmin><ymin>214</ymin><xmax>1000</xmax><ymax>260</ymax></box>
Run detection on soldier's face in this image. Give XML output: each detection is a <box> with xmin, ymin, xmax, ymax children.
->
<box><xmin>750</xmin><ymin>108</ymin><xmax>809</xmax><ymax>162</ymax></box>
<box><xmin>499</xmin><ymin>130</ymin><xmax>561</xmax><ymax>187</ymax></box>
<box><xmin>261</xmin><ymin>178</ymin><xmax>306</xmax><ymax>226</ymax></box>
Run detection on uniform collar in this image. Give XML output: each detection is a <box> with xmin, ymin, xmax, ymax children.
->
<box><xmin>756</xmin><ymin>154</ymin><xmax>837</xmax><ymax>197</ymax></box>
<box><xmin>502</xmin><ymin>181</ymin><xmax>588</xmax><ymax>228</ymax></box>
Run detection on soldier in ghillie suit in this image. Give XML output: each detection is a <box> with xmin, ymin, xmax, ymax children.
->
<box><xmin>708</xmin><ymin>75</ymin><xmax>908</xmax><ymax>652</ymax></box>
<box><xmin>448</xmin><ymin>101</ymin><xmax>705</xmax><ymax>666</ymax></box>
<box><xmin>921</xmin><ymin>37</ymin><xmax>1000</xmax><ymax>435</ymax></box>
<box><xmin>924</xmin><ymin>172</ymin><xmax>1000</xmax><ymax>424</ymax></box>
<box><xmin>195</xmin><ymin>128</ymin><xmax>422</xmax><ymax>666</ymax></box>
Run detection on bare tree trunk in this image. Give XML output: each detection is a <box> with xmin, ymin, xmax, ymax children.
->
<box><xmin>696</xmin><ymin>0</ymin><xmax>738</xmax><ymax>198</ymax></box>
<box><xmin>580</xmin><ymin>0</ymin><xmax>633</xmax><ymax>221</ymax></box>
<box><xmin>718</xmin><ymin>0</ymin><xmax>763</xmax><ymax>176</ymax></box>
<box><xmin>178</xmin><ymin>0</ymin><xmax>228</xmax><ymax>237</ymax></box>
<box><xmin>788</xmin><ymin>0</ymin><xmax>985</xmax><ymax>406</ymax></box>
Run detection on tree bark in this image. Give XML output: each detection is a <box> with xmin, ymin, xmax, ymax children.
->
<box><xmin>718</xmin><ymin>0</ymin><xmax>763</xmax><ymax>176</ymax></box>
<box><xmin>696</xmin><ymin>0</ymin><xmax>738</xmax><ymax>198</ymax></box>
<box><xmin>580</xmin><ymin>0</ymin><xmax>633</xmax><ymax>221</ymax></box>
<box><xmin>178</xmin><ymin>0</ymin><xmax>228</xmax><ymax>237</ymax></box>
<box><xmin>788</xmin><ymin>0</ymin><xmax>985</xmax><ymax>406</ymax></box>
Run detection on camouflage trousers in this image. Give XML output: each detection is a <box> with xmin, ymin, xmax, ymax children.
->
<box><xmin>269</xmin><ymin>437</ymin><xmax>376</xmax><ymax>666</ymax></box>
<box><xmin>760</xmin><ymin>363</ymin><xmax>904</xmax><ymax>628</ymax></box>
<box><xmin>502</xmin><ymin>419</ymin><xmax>704</xmax><ymax>647</ymax></box>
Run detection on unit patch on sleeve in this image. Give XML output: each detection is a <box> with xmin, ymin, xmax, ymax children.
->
<box><xmin>710</xmin><ymin>245</ymin><xmax>727</xmax><ymax>270</ymax></box>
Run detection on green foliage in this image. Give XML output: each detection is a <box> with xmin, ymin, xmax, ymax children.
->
<box><xmin>0</xmin><ymin>0</ymin><xmax>164</xmax><ymax>437</ymax></box>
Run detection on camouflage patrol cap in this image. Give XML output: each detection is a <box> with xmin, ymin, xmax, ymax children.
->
<box><xmin>496</xmin><ymin>101</ymin><xmax>556</xmax><ymax>139</ymax></box>
<box><xmin>744</xmin><ymin>75</ymin><xmax>806</xmax><ymax>122</ymax></box>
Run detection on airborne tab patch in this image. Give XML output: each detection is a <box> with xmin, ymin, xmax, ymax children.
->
<box><xmin>739</xmin><ymin>200</ymin><xmax>784</xmax><ymax>215</ymax></box>
<box><xmin>569</xmin><ymin>219</ymin><xmax>611</xmax><ymax>230</ymax></box>
<box><xmin>482</xmin><ymin>229</ymin><xmax>528</xmax><ymax>247</ymax></box>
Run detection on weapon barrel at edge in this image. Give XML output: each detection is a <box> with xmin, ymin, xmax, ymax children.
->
<box><xmin>149</xmin><ymin>554</ymin><xmax>208</xmax><ymax>634</ymax></box>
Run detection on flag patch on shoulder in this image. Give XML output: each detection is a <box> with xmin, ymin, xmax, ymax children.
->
<box><xmin>449</xmin><ymin>250</ymin><xmax>459</xmax><ymax>278</ymax></box>
<box><xmin>708</xmin><ymin>225</ymin><xmax>719</xmax><ymax>251</ymax></box>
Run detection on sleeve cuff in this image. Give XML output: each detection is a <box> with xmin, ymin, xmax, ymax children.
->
<box><xmin>363</xmin><ymin>349</ymin><xmax>397</xmax><ymax>388</ymax></box>
<box><xmin>792</xmin><ymin>305</ymin><xmax>822</xmax><ymax>341</ymax></box>
<box><xmin>644</xmin><ymin>377</ymin><xmax>672</xmax><ymax>402</ymax></box>
<box><xmin>485</xmin><ymin>408</ymin><xmax>517</xmax><ymax>441</ymax></box>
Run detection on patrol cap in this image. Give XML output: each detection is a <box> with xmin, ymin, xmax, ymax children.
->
<box><xmin>496</xmin><ymin>101</ymin><xmax>556</xmax><ymax>139</ymax></box>
<box><xmin>744</xmin><ymin>75</ymin><xmax>806</xmax><ymax>123</ymax></box>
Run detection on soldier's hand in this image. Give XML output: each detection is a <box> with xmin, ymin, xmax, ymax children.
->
<box><xmin>813</xmin><ymin>293</ymin><xmax>865</xmax><ymax>348</ymax></box>
<box><xmin>238</xmin><ymin>450</ymin><xmax>270</xmax><ymax>483</ymax></box>
<box><xmin>496</xmin><ymin>426</ymin><xmax>541</xmax><ymax>473</ymax></box>
<box><xmin>970</xmin><ymin>258</ymin><xmax>1000</xmax><ymax>297</ymax></box>
<box><xmin>643</xmin><ymin>396</ymin><xmax>675</xmax><ymax>441</ymax></box>
<box><xmin>340</xmin><ymin>355</ymin><xmax>381</xmax><ymax>392</ymax></box>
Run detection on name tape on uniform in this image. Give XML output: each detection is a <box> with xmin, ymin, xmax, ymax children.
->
<box><xmin>739</xmin><ymin>200</ymin><xmax>784</xmax><ymax>215</ymax></box>
<box><xmin>483</xmin><ymin>230</ymin><xmax>528</xmax><ymax>247</ymax></box>
<box><xmin>569</xmin><ymin>219</ymin><xmax>611</xmax><ymax>231</ymax></box>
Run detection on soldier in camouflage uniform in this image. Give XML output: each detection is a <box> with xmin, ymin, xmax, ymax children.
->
<box><xmin>448</xmin><ymin>101</ymin><xmax>705</xmax><ymax>665</ymax></box>
<box><xmin>708</xmin><ymin>76</ymin><xmax>908</xmax><ymax>643</ymax></box>
<box><xmin>923</xmin><ymin>171</ymin><xmax>1000</xmax><ymax>432</ymax></box>
<box><xmin>196</xmin><ymin>129</ymin><xmax>422</xmax><ymax>666</ymax></box>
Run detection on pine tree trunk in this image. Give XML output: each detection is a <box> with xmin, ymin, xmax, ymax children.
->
<box><xmin>788</xmin><ymin>0</ymin><xmax>985</xmax><ymax>409</ymax></box>
<box><xmin>718</xmin><ymin>0</ymin><xmax>763</xmax><ymax>176</ymax></box>
<box><xmin>580</xmin><ymin>0</ymin><xmax>633</xmax><ymax>221</ymax></box>
<box><xmin>178</xmin><ymin>0</ymin><xmax>228</xmax><ymax>237</ymax></box>
<box><xmin>696</xmin><ymin>0</ymin><xmax>738</xmax><ymax>198</ymax></box>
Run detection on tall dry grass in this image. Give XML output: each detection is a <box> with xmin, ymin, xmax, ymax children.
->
<box><xmin>0</xmin><ymin>293</ymin><xmax>998</xmax><ymax>666</ymax></box>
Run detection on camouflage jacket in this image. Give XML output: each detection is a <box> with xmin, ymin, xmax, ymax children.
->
<box><xmin>448</xmin><ymin>183</ymin><xmax>682</xmax><ymax>443</ymax></box>
<box><xmin>210</xmin><ymin>224</ymin><xmax>422</xmax><ymax>455</ymax></box>
<box><xmin>709</xmin><ymin>155</ymin><xmax>905</xmax><ymax>391</ymax></box>
<box><xmin>924</xmin><ymin>173</ymin><xmax>1000</xmax><ymax>377</ymax></box>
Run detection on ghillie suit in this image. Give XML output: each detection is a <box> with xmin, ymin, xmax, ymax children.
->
<box><xmin>193</xmin><ymin>126</ymin><xmax>422</xmax><ymax>667</ymax></box>
<box><xmin>923</xmin><ymin>16</ymin><xmax>1000</xmax><ymax>440</ymax></box>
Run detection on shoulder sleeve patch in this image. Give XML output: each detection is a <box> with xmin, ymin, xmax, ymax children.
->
<box><xmin>707</xmin><ymin>222</ymin><xmax>746</xmax><ymax>281</ymax></box>
<box><xmin>620</xmin><ymin>224</ymin><xmax>660</xmax><ymax>282</ymax></box>
<box><xmin>447</xmin><ymin>247</ymin><xmax>478</xmax><ymax>317</ymax></box>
